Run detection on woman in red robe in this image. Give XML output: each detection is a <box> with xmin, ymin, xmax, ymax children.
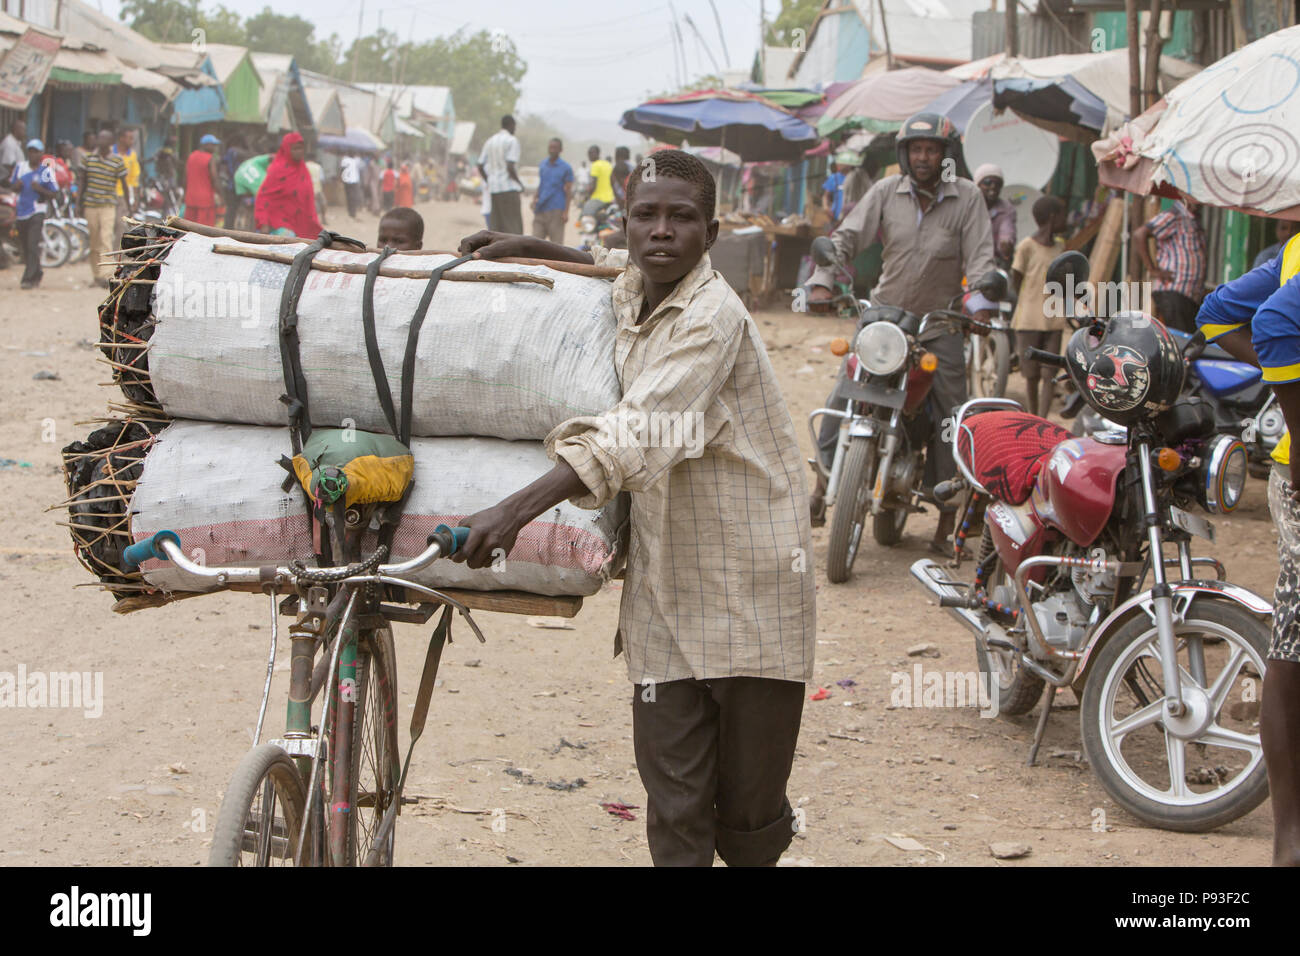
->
<box><xmin>254</xmin><ymin>132</ymin><xmax>321</xmax><ymax>237</ymax></box>
<box><xmin>395</xmin><ymin>162</ymin><xmax>414</xmax><ymax>207</ymax></box>
<box><xmin>184</xmin><ymin>135</ymin><xmax>221</xmax><ymax>226</ymax></box>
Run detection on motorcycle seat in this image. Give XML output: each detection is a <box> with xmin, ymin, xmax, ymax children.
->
<box><xmin>956</xmin><ymin>410</ymin><xmax>1073</xmax><ymax>505</ymax></box>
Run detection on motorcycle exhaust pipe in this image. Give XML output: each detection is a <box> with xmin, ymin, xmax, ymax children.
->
<box><xmin>910</xmin><ymin>558</ymin><xmax>989</xmax><ymax>640</ymax></box>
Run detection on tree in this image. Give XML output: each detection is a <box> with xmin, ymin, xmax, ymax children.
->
<box><xmin>120</xmin><ymin>0</ymin><xmax>203</xmax><ymax>43</ymax></box>
<box><xmin>244</xmin><ymin>7</ymin><xmax>338</xmax><ymax>73</ymax></box>
<box><xmin>514</xmin><ymin>114</ymin><xmax>566</xmax><ymax>166</ymax></box>
<box><xmin>202</xmin><ymin>5</ymin><xmax>247</xmax><ymax>46</ymax></box>
<box><xmin>397</xmin><ymin>30</ymin><xmax>526</xmax><ymax>149</ymax></box>
<box><xmin>765</xmin><ymin>0</ymin><xmax>822</xmax><ymax>47</ymax></box>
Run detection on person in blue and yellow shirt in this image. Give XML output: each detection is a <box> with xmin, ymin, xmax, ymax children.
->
<box><xmin>1196</xmin><ymin>226</ymin><xmax>1300</xmax><ymax>866</ymax></box>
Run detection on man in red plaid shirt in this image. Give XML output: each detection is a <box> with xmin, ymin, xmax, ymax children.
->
<box><xmin>1134</xmin><ymin>197</ymin><xmax>1206</xmax><ymax>332</ymax></box>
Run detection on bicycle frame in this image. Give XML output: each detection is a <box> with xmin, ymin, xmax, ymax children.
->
<box><xmin>128</xmin><ymin>526</ymin><xmax>479</xmax><ymax>866</ymax></box>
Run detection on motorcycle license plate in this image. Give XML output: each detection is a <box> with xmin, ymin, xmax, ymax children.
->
<box><xmin>1169</xmin><ymin>505</ymin><xmax>1215</xmax><ymax>543</ymax></box>
<box><xmin>839</xmin><ymin>379</ymin><xmax>906</xmax><ymax>410</ymax></box>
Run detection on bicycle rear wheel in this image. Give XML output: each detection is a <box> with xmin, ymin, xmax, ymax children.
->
<box><xmin>210</xmin><ymin>744</ymin><xmax>308</xmax><ymax>866</ymax></box>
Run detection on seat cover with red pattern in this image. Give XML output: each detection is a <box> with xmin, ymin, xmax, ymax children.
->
<box><xmin>956</xmin><ymin>411</ymin><xmax>1072</xmax><ymax>504</ymax></box>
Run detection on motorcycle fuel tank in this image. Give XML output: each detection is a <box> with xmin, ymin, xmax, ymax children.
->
<box><xmin>1032</xmin><ymin>437</ymin><xmax>1127</xmax><ymax>547</ymax></box>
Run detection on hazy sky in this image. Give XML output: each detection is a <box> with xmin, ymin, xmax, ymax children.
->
<box><xmin>99</xmin><ymin>0</ymin><xmax>770</xmax><ymax>121</ymax></box>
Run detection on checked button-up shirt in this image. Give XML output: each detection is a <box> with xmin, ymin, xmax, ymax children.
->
<box><xmin>545</xmin><ymin>247</ymin><xmax>817</xmax><ymax>685</ymax></box>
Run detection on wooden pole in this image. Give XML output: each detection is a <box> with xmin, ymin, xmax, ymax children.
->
<box><xmin>1142</xmin><ymin>0</ymin><xmax>1165</xmax><ymax>111</ymax></box>
<box><xmin>1126</xmin><ymin>0</ymin><xmax>1142</xmax><ymax>120</ymax></box>
<box><xmin>1005</xmin><ymin>0</ymin><xmax>1019</xmax><ymax>57</ymax></box>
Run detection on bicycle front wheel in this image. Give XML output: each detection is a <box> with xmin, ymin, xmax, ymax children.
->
<box><xmin>210</xmin><ymin>744</ymin><xmax>308</xmax><ymax>866</ymax></box>
<box><xmin>325</xmin><ymin>626</ymin><xmax>401</xmax><ymax>866</ymax></box>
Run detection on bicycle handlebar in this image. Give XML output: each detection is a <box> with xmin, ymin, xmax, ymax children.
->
<box><xmin>122</xmin><ymin>523</ymin><xmax>472</xmax><ymax>585</ymax></box>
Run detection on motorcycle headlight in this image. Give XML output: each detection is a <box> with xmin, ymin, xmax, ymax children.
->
<box><xmin>854</xmin><ymin>321</ymin><xmax>908</xmax><ymax>376</ymax></box>
<box><xmin>1198</xmin><ymin>434</ymin><xmax>1248</xmax><ymax>513</ymax></box>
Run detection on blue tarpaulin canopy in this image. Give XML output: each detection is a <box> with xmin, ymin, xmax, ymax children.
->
<box><xmin>922</xmin><ymin>78</ymin><xmax>993</xmax><ymax>134</ymax></box>
<box><xmin>993</xmin><ymin>75</ymin><xmax>1108</xmax><ymax>135</ymax></box>
<box><xmin>317</xmin><ymin>126</ymin><xmax>386</xmax><ymax>154</ymax></box>
<box><xmin>620</xmin><ymin>90</ymin><xmax>819</xmax><ymax>162</ymax></box>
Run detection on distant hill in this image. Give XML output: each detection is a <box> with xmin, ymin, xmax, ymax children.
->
<box><xmin>536</xmin><ymin>109</ymin><xmax>647</xmax><ymax>153</ymax></box>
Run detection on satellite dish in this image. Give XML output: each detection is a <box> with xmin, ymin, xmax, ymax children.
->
<box><xmin>963</xmin><ymin>101</ymin><xmax>1060</xmax><ymax>191</ymax></box>
<box><xmin>1003</xmin><ymin>184</ymin><xmax>1043</xmax><ymax>243</ymax></box>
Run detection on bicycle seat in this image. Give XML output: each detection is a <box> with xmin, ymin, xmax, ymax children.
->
<box><xmin>956</xmin><ymin>410</ymin><xmax>1072</xmax><ymax>505</ymax></box>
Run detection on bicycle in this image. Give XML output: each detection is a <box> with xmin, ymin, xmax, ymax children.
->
<box><xmin>123</xmin><ymin>522</ymin><xmax>484</xmax><ymax>867</ymax></box>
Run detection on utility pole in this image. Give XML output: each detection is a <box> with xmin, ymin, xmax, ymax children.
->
<box><xmin>708</xmin><ymin>0</ymin><xmax>731</xmax><ymax>68</ymax></box>
<box><xmin>759</xmin><ymin>0</ymin><xmax>766</xmax><ymax>83</ymax></box>
<box><xmin>876</xmin><ymin>0</ymin><xmax>894</xmax><ymax>69</ymax></box>
<box><xmin>350</xmin><ymin>0</ymin><xmax>364</xmax><ymax>83</ymax></box>
<box><xmin>1005</xmin><ymin>0</ymin><xmax>1018</xmax><ymax>57</ymax></box>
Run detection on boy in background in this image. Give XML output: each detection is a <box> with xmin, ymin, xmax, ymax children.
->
<box><xmin>1011</xmin><ymin>195</ymin><xmax>1068</xmax><ymax>418</ymax></box>
<box><xmin>377</xmin><ymin>207</ymin><xmax>423</xmax><ymax>251</ymax></box>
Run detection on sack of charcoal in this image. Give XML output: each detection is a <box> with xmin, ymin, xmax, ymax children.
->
<box><xmin>67</xmin><ymin>223</ymin><xmax>630</xmax><ymax>610</ymax></box>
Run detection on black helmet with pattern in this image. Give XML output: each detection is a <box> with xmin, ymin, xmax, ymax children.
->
<box><xmin>1064</xmin><ymin>311</ymin><xmax>1186</xmax><ymax>426</ymax></box>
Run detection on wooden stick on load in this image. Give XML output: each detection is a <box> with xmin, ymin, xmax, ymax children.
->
<box><xmin>389</xmin><ymin>248</ymin><xmax>623</xmax><ymax>279</ymax></box>
<box><xmin>165</xmin><ymin>216</ymin><xmax>326</xmax><ymax>246</ymax></box>
<box><xmin>209</xmin><ymin>244</ymin><xmax>556</xmax><ymax>288</ymax></box>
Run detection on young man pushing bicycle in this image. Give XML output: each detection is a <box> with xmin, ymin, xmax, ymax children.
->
<box><xmin>454</xmin><ymin>149</ymin><xmax>816</xmax><ymax>867</ymax></box>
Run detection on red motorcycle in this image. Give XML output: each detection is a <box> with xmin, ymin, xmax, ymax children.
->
<box><xmin>910</xmin><ymin>282</ymin><xmax>1272</xmax><ymax>832</ymax></box>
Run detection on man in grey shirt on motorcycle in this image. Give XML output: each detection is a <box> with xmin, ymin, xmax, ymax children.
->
<box><xmin>806</xmin><ymin>112</ymin><xmax>996</xmax><ymax>553</ymax></box>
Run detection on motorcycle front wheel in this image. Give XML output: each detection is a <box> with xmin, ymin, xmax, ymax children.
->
<box><xmin>1079</xmin><ymin>598</ymin><xmax>1270</xmax><ymax>832</ymax></box>
<box><xmin>826</xmin><ymin>436</ymin><xmax>875</xmax><ymax>584</ymax></box>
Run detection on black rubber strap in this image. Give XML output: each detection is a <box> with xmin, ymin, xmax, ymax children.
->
<box><xmin>362</xmin><ymin>247</ymin><xmax>400</xmax><ymax>438</ymax></box>
<box><xmin>277</xmin><ymin>231</ymin><xmax>336</xmax><ymax>452</ymax></box>
<box><xmin>399</xmin><ymin>254</ymin><xmax>472</xmax><ymax>445</ymax></box>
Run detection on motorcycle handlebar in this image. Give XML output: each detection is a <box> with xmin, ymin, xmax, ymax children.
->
<box><xmin>1026</xmin><ymin>347</ymin><xmax>1067</xmax><ymax>368</ymax></box>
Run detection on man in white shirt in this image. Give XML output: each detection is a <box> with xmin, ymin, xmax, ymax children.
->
<box><xmin>339</xmin><ymin>152</ymin><xmax>362</xmax><ymax>219</ymax></box>
<box><xmin>0</xmin><ymin>118</ymin><xmax>25</xmax><ymax>180</ymax></box>
<box><xmin>477</xmin><ymin>114</ymin><xmax>523</xmax><ymax>234</ymax></box>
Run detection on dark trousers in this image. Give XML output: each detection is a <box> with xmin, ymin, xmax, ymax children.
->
<box><xmin>490</xmin><ymin>190</ymin><xmax>523</xmax><ymax>234</ymax></box>
<box><xmin>1151</xmin><ymin>289</ymin><xmax>1198</xmax><ymax>333</ymax></box>
<box><xmin>344</xmin><ymin>182</ymin><xmax>361</xmax><ymax>218</ymax></box>
<box><xmin>17</xmin><ymin>213</ymin><xmax>43</xmax><ymax>287</ymax></box>
<box><xmin>631</xmin><ymin>676</ymin><xmax>804</xmax><ymax>867</ymax></box>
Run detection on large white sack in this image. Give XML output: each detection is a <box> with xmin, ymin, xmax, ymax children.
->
<box><xmin>146</xmin><ymin>233</ymin><xmax>620</xmax><ymax>440</ymax></box>
<box><xmin>129</xmin><ymin>421</ymin><xmax>627</xmax><ymax>596</ymax></box>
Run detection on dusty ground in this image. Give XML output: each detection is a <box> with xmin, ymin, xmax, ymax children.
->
<box><xmin>0</xmin><ymin>198</ymin><xmax>1279</xmax><ymax>866</ymax></box>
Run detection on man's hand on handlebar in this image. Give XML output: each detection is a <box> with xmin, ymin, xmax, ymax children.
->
<box><xmin>450</xmin><ymin>504</ymin><xmax>525</xmax><ymax>570</ymax></box>
<box><xmin>805</xmin><ymin>284</ymin><xmax>833</xmax><ymax>314</ymax></box>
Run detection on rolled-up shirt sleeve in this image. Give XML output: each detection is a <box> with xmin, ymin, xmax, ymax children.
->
<box><xmin>960</xmin><ymin>187</ymin><xmax>996</xmax><ymax>283</ymax></box>
<box><xmin>1196</xmin><ymin>256</ymin><xmax>1281</xmax><ymax>341</ymax></box>
<box><xmin>1252</xmin><ymin>273</ymin><xmax>1300</xmax><ymax>384</ymax></box>
<box><xmin>544</xmin><ymin>295</ymin><xmax>745</xmax><ymax>509</ymax></box>
<box><xmin>809</xmin><ymin>179</ymin><xmax>885</xmax><ymax>290</ymax></box>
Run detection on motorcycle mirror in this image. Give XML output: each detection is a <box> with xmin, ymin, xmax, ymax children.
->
<box><xmin>974</xmin><ymin>269</ymin><xmax>1008</xmax><ymax>301</ymax></box>
<box><xmin>1046</xmin><ymin>251</ymin><xmax>1091</xmax><ymax>293</ymax></box>
<box><xmin>811</xmin><ymin>236</ymin><xmax>839</xmax><ymax>268</ymax></box>
<box><xmin>1182</xmin><ymin>329</ymin><xmax>1207</xmax><ymax>360</ymax></box>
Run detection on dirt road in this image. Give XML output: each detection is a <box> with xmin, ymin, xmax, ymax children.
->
<box><xmin>0</xmin><ymin>199</ymin><xmax>1277</xmax><ymax>866</ymax></box>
